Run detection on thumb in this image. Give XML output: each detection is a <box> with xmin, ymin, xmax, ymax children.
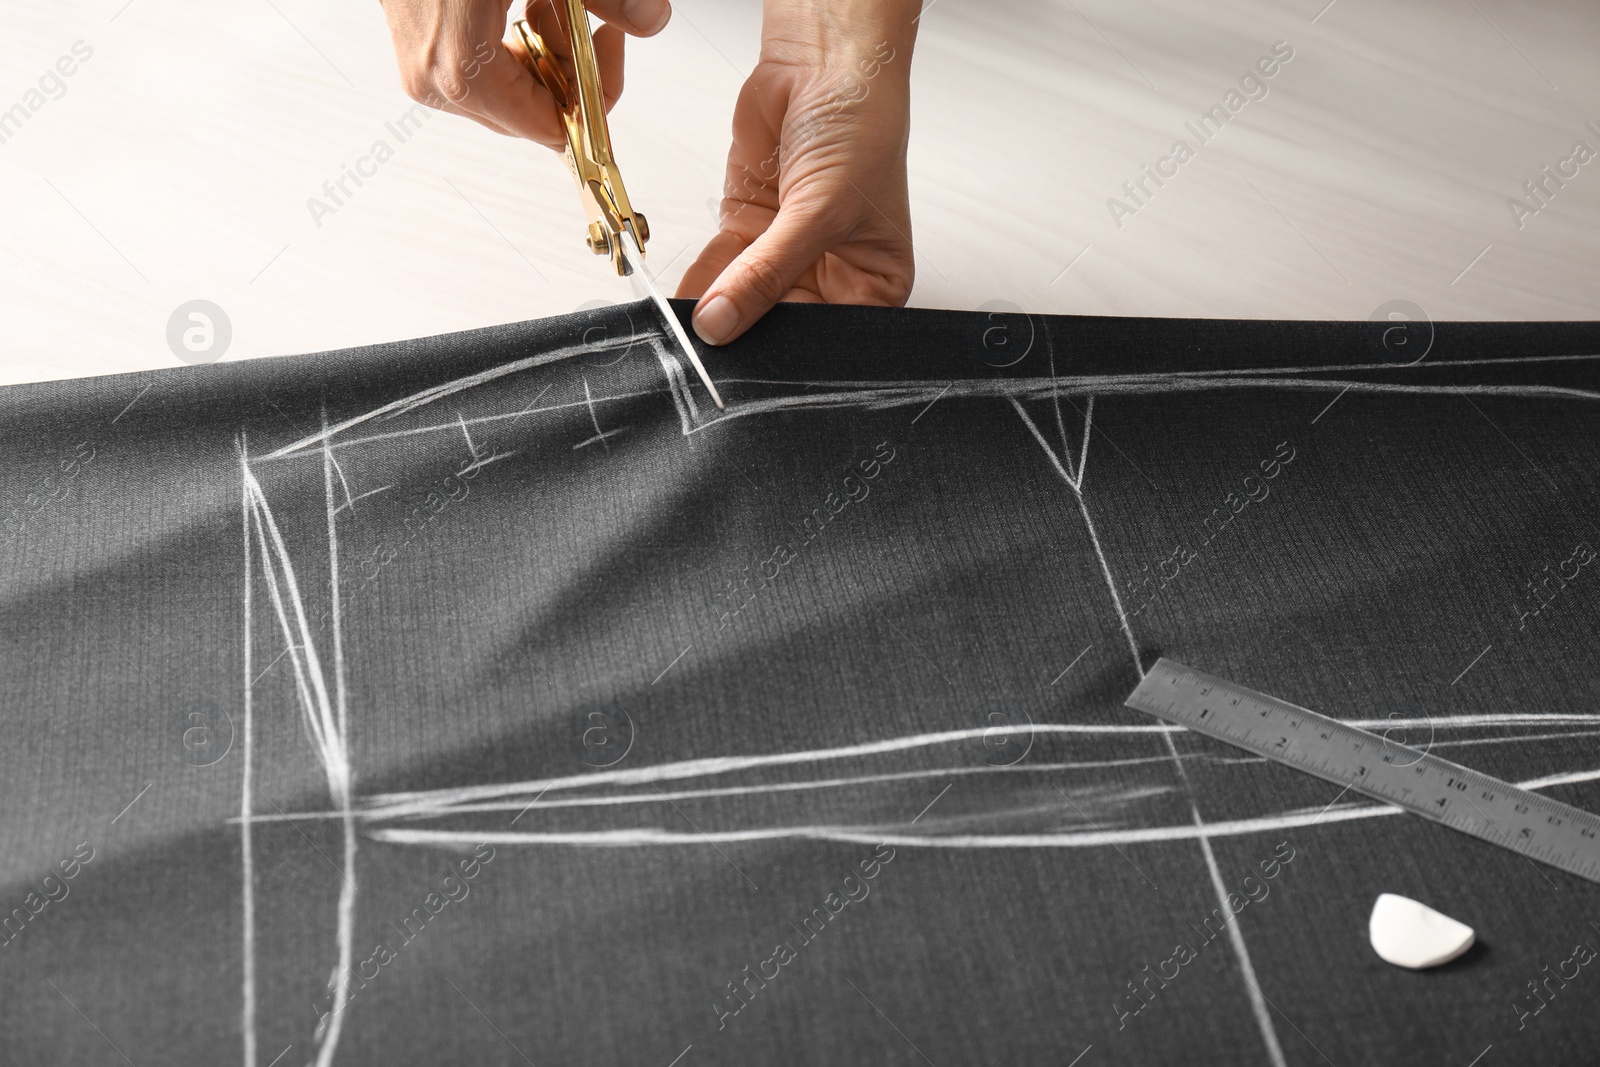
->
<box><xmin>691</xmin><ymin>199</ymin><xmax>842</xmax><ymax>346</ymax></box>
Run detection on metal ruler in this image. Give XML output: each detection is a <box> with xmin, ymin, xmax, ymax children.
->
<box><xmin>1125</xmin><ymin>658</ymin><xmax>1600</xmax><ymax>885</ymax></box>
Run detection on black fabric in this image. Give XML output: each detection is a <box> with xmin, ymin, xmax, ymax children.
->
<box><xmin>3</xmin><ymin>301</ymin><xmax>1599</xmax><ymax>1066</ymax></box>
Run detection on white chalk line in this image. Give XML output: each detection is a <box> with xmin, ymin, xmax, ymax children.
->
<box><xmin>1076</xmin><ymin>395</ymin><xmax>1095</xmax><ymax>490</ymax></box>
<box><xmin>238</xmin><ymin>440</ymin><xmax>257</xmax><ymax>1067</ymax></box>
<box><xmin>316</xmin><ymin>428</ymin><xmax>359</xmax><ymax>1067</ymax></box>
<box><xmin>323</xmin><ymin>423</ymin><xmax>348</xmax><ymax>744</ymax></box>
<box><xmin>365</xmin><ymin>756</ymin><xmax>1600</xmax><ymax>851</ymax></box>
<box><xmin>236</xmin><ymin>724</ymin><xmax>1600</xmax><ymax>827</ymax></box>
<box><xmin>719</xmin><ymin>349</ymin><xmax>1600</xmax><ymax>389</ymax></box>
<box><xmin>1021</xmin><ymin>393</ymin><xmax>1285</xmax><ymax>1067</ymax></box>
<box><xmin>360</xmin><ymin>725</ymin><xmax>1169</xmax><ymax>817</ymax></box>
<box><xmin>455</xmin><ymin>412</ymin><xmax>478</xmax><ymax>460</ymax></box>
<box><xmin>354</xmin><ymin>714</ymin><xmax>1594</xmax><ymax>822</ymax></box>
<box><xmin>245</xmin><ymin>484</ymin><xmax>346</xmax><ymax>797</ymax></box>
<box><xmin>239</xmin><ymin>758</ymin><xmax>1189</xmax><ymax>825</ymax></box>
<box><xmin>1071</xmin><ymin>470</ymin><xmax>1142</xmax><ymax>674</ymax></box>
<box><xmin>241</xmin><ymin>460</ymin><xmax>357</xmax><ymax>1067</ymax></box>
<box><xmin>1009</xmin><ymin>398</ymin><xmax>1080</xmax><ymax>495</ymax></box>
<box><xmin>254</xmin><ymin>353</ymin><xmax>1600</xmax><ymax>461</ymax></box>
<box><xmin>259</xmin><ymin>390</ymin><xmax>667</xmax><ymax>462</ymax></box>
<box><xmin>1046</xmin><ymin>334</ymin><xmax>1074</xmax><ymax>481</ymax></box>
<box><xmin>651</xmin><ymin>337</ymin><xmax>702</xmax><ymax>436</ymax></box>
<box><xmin>1193</xmin><ymin>804</ymin><xmax>1290</xmax><ymax>1066</ymax></box>
<box><xmin>675</xmin><ymin>376</ymin><xmax>1600</xmax><ymax>440</ymax></box>
<box><xmin>363</xmin><ymin>808</ymin><xmax>1385</xmax><ymax>850</ymax></box>
<box><xmin>263</xmin><ymin>334</ymin><xmax>644</xmax><ymax>458</ymax></box>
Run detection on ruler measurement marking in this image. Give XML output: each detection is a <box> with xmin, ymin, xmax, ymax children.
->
<box><xmin>1128</xmin><ymin>658</ymin><xmax>1600</xmax><ymax>885</ymax></box>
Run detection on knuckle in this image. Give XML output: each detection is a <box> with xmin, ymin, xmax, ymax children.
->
<box><xmin>400</xmin><ymin>69</ymin><xmax>435</xmax><ymax>104</ymax></box>
<box><xmin>432</xmin><ymin>61</ymin><xmax>467</xmax><ymax>104</ymax></box>
<box><xmin>736</xmin><ymin>251</ymin><xmax>789</xmax><ymax>306</ymax></box>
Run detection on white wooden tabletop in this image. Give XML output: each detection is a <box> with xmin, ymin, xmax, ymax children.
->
<box><xmin>1</xmin><ymin>0</ymin><xmax>1596</xmax><ymax>387</ymax></box>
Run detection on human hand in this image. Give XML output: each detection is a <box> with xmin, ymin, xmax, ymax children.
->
<box><xmin>677</xmin><ymin>0</ymin><xmax>921</xmax><ymax>345</ymax></box>
<box><xmin>378</xmin><ymin>0</ymin><xmax>672</xmax><ymax>148</ymax></box>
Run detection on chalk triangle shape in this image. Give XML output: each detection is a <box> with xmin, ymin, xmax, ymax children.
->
<box><xmin>1368</xmin><ymin>893</ymin><xmax>1475</xmax><ymax>969</ymax></box>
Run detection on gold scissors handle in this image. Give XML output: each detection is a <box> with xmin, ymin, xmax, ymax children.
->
<box><xmin>512</xmin><ymin>5</ymin><xmax>647</xmax><ymax>276</ymax></box>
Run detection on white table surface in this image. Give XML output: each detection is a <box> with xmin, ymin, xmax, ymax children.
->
<box><xmin>1</xmin><ymin>0</ymin><xmax>1596</xmax><ymax>387</ymax></box>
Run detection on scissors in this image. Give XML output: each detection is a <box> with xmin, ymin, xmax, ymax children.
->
<box><xmin>511</xmin><ymin>4</ymin><xmax>725</xmax><ymax>410</ymax></box>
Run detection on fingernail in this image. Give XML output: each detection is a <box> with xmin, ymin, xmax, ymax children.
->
<box><xmin>623</xmin><ymin>0</ymin><xmax>671</xmax><ymax>35</ymax></box>
<box><xmin>694</xmin><ymin>295</ymin><xmax>739</xmax><ymax>345</ymax></box>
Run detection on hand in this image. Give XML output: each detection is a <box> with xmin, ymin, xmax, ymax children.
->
<box><xmin>677</xmin><ymin>0</ymin><xmax>920</xmax><ymax>345</ymax></box>
<box><xmin>378</xmin><ymin>0</ymin><xmax>672</xmax><ymax>148</ymax></box>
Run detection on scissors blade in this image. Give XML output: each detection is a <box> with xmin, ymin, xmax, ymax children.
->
<box><xmin>617</xmin><ymin>229</ymin><xmax>725</xmax><ymax>411</ymax></box>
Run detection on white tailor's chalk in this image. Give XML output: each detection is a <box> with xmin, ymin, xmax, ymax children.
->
<box><xmin>1368</xmin><ymin>893</ymin><xmax>1475</xmax><ymax>969</ymax></box>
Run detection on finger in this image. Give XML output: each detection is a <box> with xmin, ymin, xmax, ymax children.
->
<box><xmin>691</xmin><ymin>199</ymin><xmax>847</xmax><ymax>345</ymax></box>
<box><xmin>583</xmin><ymin>0</ymin><xmax>672</xmax><ymax>37</ymax></box>
<box><xmin>595</xmin><ymin>23</ymin><xmax>625</xmax><ymax>111</ymax></box>
<box><xmin>526</xmin><ymin>0</ymin><xmax>670</xmax><ymax>38</ymax></box>
<box><xmin>476</xmin><ymin>38</ymin><xmax>569</xmax><ymax>147</ymax></box>
<box><xmin>675</xmin><ymin>228</ymin><xmax>752</xmax><ymax>300</ymax></box>
<box><xmin>524</xmin><ymin>3</ymin><xmax>627</xmax><ymax>112</ymax></box>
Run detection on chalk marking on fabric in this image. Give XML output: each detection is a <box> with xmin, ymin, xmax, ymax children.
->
<box><xmin>1010</xmin><ymin>399</ymin><xmax>1080</xmax><ymax>495</ymax></box>
<box><xmin>361</xmin><ymin>724</ymin><xmax>1173</xmax><ymax>816</ymax></box>
<box><xmin>1046</xmin><ymin>333</ymin><xmax>1073</xmax><ymax>465</ymax></box>
<box><xmin>458</xmin><ymin>450</ymin><xmax>520</xmax><ymax>478</ymax></box>
<box><xmin>246</xmin><ymin>499</ymin><xmax>338</xmax><ymax>792</ymax></box>
<box><xmin>241</xmin><ymin>461</ymin><xmax>358</xmax><ymax>1067</ymax></box>
<box><xmin>651</xmin><ymin>338</ymin><xmax>702</xmax><ymax>435</ymax></box>
<box><xmin>325</xmin><ymin>446</ymin><xmax>356</xmax><ymax>513</ymax></box>
<box><xmin>456</xmin><ymin>413</ymin><xmax>481</xmax><ymax>461</ymax></box>
<box><xmin>332</xmin><ymin>484</ymin><xmax>392</xmax><ymax>515</ymax></box>
<box><xmin>258</xmin><ymin>391</ymin><xmax>666</xmax><ymax>462</ymax></box>
<box><xmin>243</xmin><ymin>723</ymin><xmax>1600</xmax><ymax>825</ymax></box>
<box><xmin>244</xmin><ymin>474</ymin><xmax>346</xmax><ymax>791</ymax></box>
<box><xmin>1075</xmin><ymin>486</ymin><xmax>1140</xmax><ymax>673</ymax></box>
<box><xmin>263</xmin><ymin>335</ymin><xmax>642</xmax><ymax>458</ymax></box>
<box><xmin>577</xmin><ymin>378</ymin><xmax>615</xmax><ymax>453</ymax></box>
<box><xmin>652</xmin><ymin>783</ymin><xmax>762</xmax><ymax>889</ymax></box>
<box><xmin>323</xmin><ymin>421</ymin><xmax>348</xmax><ymax>741</ymax></box>
<box><xmin>355</xmin><ymin>714</ymin><xmax>1596</xmax><ymax>821</ymax></box>
<box><xmin>365</xmin><ymin>808</ymin><xmax>1392</xmax><ymax>849</ymax></box>
<box><xmin>316</xmin><ymin>432</ymin><xmax>358</xmax><ymax>1067</ymax></box>
<box><xmin>238</xmin><ymin>437</ymin><xmax>257</xmax><ymax>1067</ymax></box>
<box><xmin>261</xmin><ymin>355</ymin><xmax>1600</xmax><ymax>462</ymax></box>
<box><xmin>1054</xmin><ymin>782</ymin><xmax>1164</xmax><ymax>893</ymax></box>
<box><xmin>1017</xmin><ymin>404</ymin><xmax>1288</xmax><ymax>1067</ymax></box>
<box><xmin>1192</xmin><ymin>808</ymin><xmax>1289</xmax><ymax>1067</ymax></box>
<box><xmin>691</xmin><ymin>379</ymin><xmax>1600</xmax><ymax>432</ymax></box>
<box><xmin>1515</xmin><ymin>765</ymin><xmax>1600</xmax><ymax>790</ymax></box>
<box><xmin>742</xmin><ymin>349</ymin><xmax>1600</xmax><ymax>387</ymax></box>
<box><xmin>366</xmin><ymin>758</ymin><xmax>1600</xmax><ymax>848</ymax></box>
<box><xmin>652</xmin><ymin>340</ymin><xmax>696</xmax><ymax>437</ymax></box>
<box><xmin>1075</xmin><ymin>395</ymin><xmax>1096</xmax><ymax>490</ymax></box>
<box><xmin>574</xmin><ymin>429</ymin><xmax>630</xmax><ymax>451</ymax></box>
<box><xmin>242</xmin><ymin>759</ymin><xmax>1187</xmax><ymax>824</ymax></box>
<box><xmin>509</xmin><ymin>785</ymin><xmax>552</xmax><ymax>825</ymax></box>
